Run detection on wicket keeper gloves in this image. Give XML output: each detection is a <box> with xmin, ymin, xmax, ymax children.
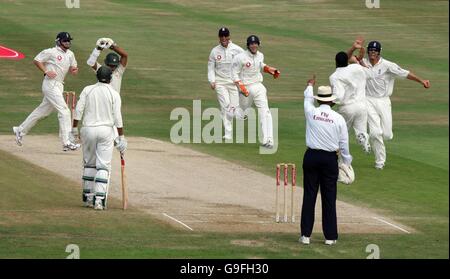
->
<box><xmin>236</xmin><ymin>81</ymin><xmax>249</xmax><ymax>97</ymax></box>
<box><xmin>115</xmin><ymin>135</ymin><xmax>127</xmax><ymax>153</ymax></box>
<box><xmin>264</xmin><ymin>66</ymin><xmax>280</xmax><ymax>79</ymax></box>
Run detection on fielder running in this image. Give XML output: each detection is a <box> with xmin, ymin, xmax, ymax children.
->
<box><xmin>13</xmin><ymin>32</ymin><xmax>80</xmax><ymax>151</ymax></box>
<box><xmin>349</xmin><ymin>40</ymin><xmax>431</xmax><ymax>169</ymax></box>
<box><xmin>230</xmin><ymin>35</ymin><xmax>280</xmax><ymax>148</ymax></box>
<box><xmin>329</xmin><ymin>51</ymin><xmax>372</xmax><ymax>154</ymax></box>
<box><xmin>71</xmin><ymin>66</ymin><xmax>127</xmax><ymax>210</ymax></box>
<box><xmin>207</xmin><ymin>27</ymin><xmax>244</xmax><ymax>141</ymax></box>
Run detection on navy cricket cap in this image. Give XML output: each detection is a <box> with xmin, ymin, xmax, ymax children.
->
<box><xmin>367</xmin><ymin>41</ymin><xmax>382</xmax><ymax>52</ymax></box>
<box><xmin>218</xmin><ymin>27</ymin><xmax>230</xmax><ymax>37</ymax></box>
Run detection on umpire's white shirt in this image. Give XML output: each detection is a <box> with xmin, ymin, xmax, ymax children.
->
<box><xmin>74</xmin><ymin>82</ymin><xmax>123</xmax><ymax>128</ymax></box>
<box><xmin>362</xmin><ymin>57</ymin><xmax>409</xmax><ymax>98</ymax></box>
<box><xmin>329</xmin><ymin>63</ymin><xmax>370</xmax><ymax>105</ymax></box>
<box><xmin>231</xmin><ymin>50</ymin><xmax>266</xmax><ymax>85</ymax></box>
<box><xmin>208</xmin><ymin>41</ymin><xmax>244</xmax><ymax>84</ymax></box>
<box><xmin>96</xmin><ymin>62</ymin><xmax>126</xmax><ymax>93</ymax></box>
<box><xmin>304</xmin><ymin>85</ymin><xmax>352</xmax><ymax>165</ymax></box>
<box><xmin>34</xmin><ymin>46</ymin><xmax>77</xmax><ymax>84</ymax></box>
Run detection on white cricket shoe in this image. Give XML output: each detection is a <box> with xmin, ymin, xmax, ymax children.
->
<box><xmin>94</xmin><ymin>198</ymin><xmax>104</xmax><ymax>210</ymax></box>
<box><xmin>299</xmin><ymin>236</ymin><xmax>310</xmax><ymax>245</ymax></box>
<box><xmin>324</xmin><ymin>240</ymin><xmax>337</xmax><ymax>245</ymax></box>
<box><xmin>84</xmin><ymin>195</ymin><xmax>94</xmax><ymax>208</ymax></box>
<box><xmin>63</xmin><ymin>141</ymin><xmax>80</xmax><ymax>151</ymax></box>
<box><xmin>13</xmin><ymin>126</ymin><xmax>23</xmax><ymax>146</ymax></box>
<box><xmin>357</xmin><ymin>133</ymin><xmax>371</xmax><ymax>154</ymax></box>
<box><xmin>375</xmin><ymin>163</ymin><xmax>384</xmax><ymax>170</ymax></box>
<box><xmin>262</xmin><ymin>138</ymin><xmax>274</xmax><ymax>149</ymax></box>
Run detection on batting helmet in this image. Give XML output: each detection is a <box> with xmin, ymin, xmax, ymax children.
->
<box><xmin>104</xmin><ymin>53</ymin><xmax>120</xmax><ymax>67</ymax></box>
<box><xmin>367</xmin><ymin>41</ymin><xmax>382</xmax><ymax>53</ymax></box>
<box><xmin>246</xmin><ymin>35</ymin><xmax>260</xmax><ymax>47</ymax></box>
<box><xmin>96</xmin><ymin>66</ymin><xmax>113</xmax><ymax>83</ymax></box>
<box><xmin>55</xmin><ymin>32</ymin><xmax>73</xmax><ymax>43</ymax></box>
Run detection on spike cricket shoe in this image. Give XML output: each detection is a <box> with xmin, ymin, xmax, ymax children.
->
<box><xmin>63</xmin><ymin>141</ymin><xmax>80</xmax><ymax>151</ymax></box>
<box><xmin>94</xmin><ymin>198</ymin><xmax>104</xmax><ymax>210</ymax></box>
<box><xmin>13</xmin><ymin>126</ymin><xmax>23</xmax><ymax>146</ymax></box>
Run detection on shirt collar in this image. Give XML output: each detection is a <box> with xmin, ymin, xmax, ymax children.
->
<box><xmin>246</xmin><ymin>49</ymin><xmax>258</xmax><ymax>57</ymax></box>
<box><xmin>56</xmin><ymin>46</ymin><xmax>67</xmax><ymax>53</ymax></box>
<box><xmin>319</xmin><ymin>104</ymin><xmax>332</xmax><ymax>110</ymax></box>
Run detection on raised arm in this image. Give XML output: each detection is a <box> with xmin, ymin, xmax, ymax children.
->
<box><xmin>111</xmin><ymin>44</ymin><xmax>128</xmax><ymax>67</ymax></box>
<box><xmin>304</xmin><ymin>75</ymin><xmax>316</xmax><ymax>114</ymax></box>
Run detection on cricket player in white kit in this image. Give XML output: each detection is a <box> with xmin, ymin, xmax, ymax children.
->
<box><xmin>86</xmin><ymin>37</ymin><xmax>128</xmax><ymax>93</ymax></box>
<box><xmin>231</xmin><ymin>35</ymin><xmax>280</xmax><ymax>148</ymax></box>
<box><xmin>329</xmin><ymin>51</ymin><xmax>372</xmax><ymax>154</ymax></box>
<box><xmin>208</xmin><ymin>27</ymin><xmax>244</xmax><ymax>140</ymax></box>
<box><xmin>87</xmin><ymin>37</ymin><xmax>128</xmax><ymax>141</ymax></box>
<box><xmin>359</xmin><ymin>41</ymin><xmax>431</xmax><ymax>169</ymax></box>
<box><xmin>13</xmin><ymin>32</ymin><xmax>80</xmax><ymax>151</ymax></box>
<box><xmin>71</xmin><ymin>67</ymin><xmax>127</xmax><ymax>210</ymax></box>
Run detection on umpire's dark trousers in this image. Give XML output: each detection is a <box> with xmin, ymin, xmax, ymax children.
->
<box><xmin>300</xmin><ymin>148</ymin><xmax>339</xmax><ymax>240</ymax></box>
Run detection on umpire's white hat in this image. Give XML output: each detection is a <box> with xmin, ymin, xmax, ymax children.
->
<box><xmin>314</xmin><ymin>86</ymin><xmax>336</xmax><ymax>102</ymax></box>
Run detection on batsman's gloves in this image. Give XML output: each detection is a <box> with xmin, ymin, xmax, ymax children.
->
<box><xmin>114</xmin><ymin>135</ymin><xmax>127</xmax><ymax>153</ymax></box>
<box><xmin>96</xmin><ymin>38</ymin><xmax>114</xmax><ymax>50</ymax></box>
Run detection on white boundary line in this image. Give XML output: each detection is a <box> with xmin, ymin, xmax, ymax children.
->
<box><xmin>372</xmin><ymin>217</ymin><xmax>411</xmax><ymax>234</ymax></box>
<box><xmin>162</xmin><ymin>213</ymin><xmax>194</xmax><ymax>231</ymax></box>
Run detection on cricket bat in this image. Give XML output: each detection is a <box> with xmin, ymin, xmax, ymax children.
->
<box><xmin>120</xmin><ymin>152</ymin><xmax>128</xmax><ymax>210</ymax></box>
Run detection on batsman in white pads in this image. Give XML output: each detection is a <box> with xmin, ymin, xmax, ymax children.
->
<box><xmin>230</xmin><ymin>35</ymin><xmax>280</xmax><ymax>148</ymax></box>
<box><xmin>13</xmin><ymin>32</ymin><xmax>79</xmax><ymax>151</ymax></box>
<box><xmin>72</xmin><ymin>66</ymin><xmax>127</xmax><ymax>210</ymax></box>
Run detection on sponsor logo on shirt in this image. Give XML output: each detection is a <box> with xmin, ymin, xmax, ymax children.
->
<box><xmin>57</xmin><ymin>55</ymin><xmax>63</xmax><ymax>62</ymax></box>
<box><xmin>313</xmin><ymin>112</ymin><xmax>334</xmax><ymax>123</ymax></box>
<box><xmin>216</xmin><ymin>55</ymin><xmax>222</xmax><ymax>60</ymax></box>
<box><xmin>245</xmin><ymin>62</ymin><xmax>251</xmax><ymax>68</ymax></box>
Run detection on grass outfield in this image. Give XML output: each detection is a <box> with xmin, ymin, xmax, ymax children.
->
<box><xmin>0</xmin><ymin>0</ymin><xmax>448</xmax><ymax>258</ymax></box>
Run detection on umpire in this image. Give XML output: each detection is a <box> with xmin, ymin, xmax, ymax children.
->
<box><xmin>299</xmin><ymin>76</ymin><xmax>352</xmax><ymax>245</ymax></box>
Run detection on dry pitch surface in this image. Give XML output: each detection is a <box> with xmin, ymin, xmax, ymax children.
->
<box><xmin>0</xmin><ymin>135</ymin><xmax>414</xmax><ymax>235</ymax></box>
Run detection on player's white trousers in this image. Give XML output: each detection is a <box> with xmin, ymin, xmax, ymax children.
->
<box><xmin>239</xmin><ymin>83</ymin><xmax>273</xmax><ymax>143</ymax></box>
<box><xmin>19</xmin><ymin>80</ymin><xmax>71</xmax><ymax>145</ymax></box>
<box><xmin>338</xmin><ymin>100</ymin><xmax>369</xmax><ymax>140</ymax></box>
<box><xmin>215</xmin><ymin>83</ymin><xmax>239</xmax><ymax>138</ymax></box>
<box><xmin>81</xmin><ymin>126</ymin><xmax>114</xmax><ymax>202</ymax></box>
<box><xmin>367</xmin><ymin>96</ymin><xmax>393</xmax><ymax>166</ymax></box>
